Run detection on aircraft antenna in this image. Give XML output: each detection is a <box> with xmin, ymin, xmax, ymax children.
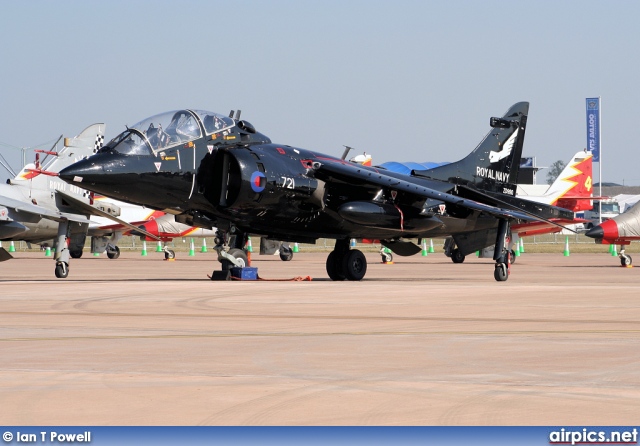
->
<box><xmin>229</xmin><ymin>110</ymin><xmax>235</xmax><ymax>118</ymax></box>
<box><xmin>235</xmin><ymin>110</ymin><xmax>242</xmax><ymax>120</ymax></box>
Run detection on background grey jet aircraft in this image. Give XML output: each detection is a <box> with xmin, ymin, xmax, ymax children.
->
<box><xmin>0</xmin><ymin>124</ymin><xmax>158</xmax><ymax>278</ymax></box>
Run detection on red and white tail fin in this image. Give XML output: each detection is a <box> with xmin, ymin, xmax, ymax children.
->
<box><xmin>544</xmin><ymin>151</ymin><xmax>594</xmax><ymax>212</ymax></box>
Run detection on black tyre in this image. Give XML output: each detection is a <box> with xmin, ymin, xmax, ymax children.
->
<box><xmin>54</xmin><ymin>262</ymin><xmax>69</xmax><ymax>279</ymax></box>
<box><xmin>342</xmin><ymin>249</ymin><xmax>367</xmax><ymax>281</ymax></box>
<box><xmin>494</xmin><ymin>263</ymin><xmax>508</xmax><ymax>282</ymax></box>
<box><xmin>326</xmin><ymin>251</ymin><xmax>346</xmax><ymax>281</ymax></box>
<box><xmin>451</xmin><ymin>248</ymin><xmax>465</xmax><ymax>264</ymax></box>
<box><xmin>621</xmin><ymin>255</ymin><xmax>633</xmax><ymax>266</ymax></box>
<box><xmin>107</xmin><ymin>246</ymin><xmax>120</xmax><ymax>259</ymax></box>
<box><xmin>510</xmin><ymin>249</ymin><xmax>516</xmax><ymax>264</ymax></box>
<box><xmin>381</xmin><ymin>252</ymin><xmax>393</xmax><ymax>263</ymax></box>
<box><xmin>279</xmin><ymin>246</ymin><xmax>293</xmax><ymax>261</ymax></box>
<box><xmin>70</xmin><ymin>249</ymin><xmax>83</xmax><ymax>259</ymax></box>
<box><xmin>164</xmin><ymin>249</ymin><xmax>176</xmax><ymax>260</ymax></box>
<box><xmin>222</xmin><ymin>248</ymin><xmax>248</xmax><ymax>270</ymax></box>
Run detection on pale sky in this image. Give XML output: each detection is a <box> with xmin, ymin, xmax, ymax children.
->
<box><xmin>1</xmin><ymin>0</ymin><xmax>639</xmax><ymax>184</ymax></box>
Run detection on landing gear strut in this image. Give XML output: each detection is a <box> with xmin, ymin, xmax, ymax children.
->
<box><xmin>210</xmin><ymin>228</ymin><xmax>250</xmax><ymax>280</ymax></box>
<box><xmin>493</xmin><ymin>219</ymin><xmax>511</xmax><ymax>282</ymax></box>
<box><xmin>326</xmin><ymin>239</ymin><xmax>367</xmax><ymax>281</ymax></box>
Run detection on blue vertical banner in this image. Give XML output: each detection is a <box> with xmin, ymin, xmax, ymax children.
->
<box><xmin>586</xmin><ymin>97</ymin><xmax>600</xmax><ymax>162</ymax></box>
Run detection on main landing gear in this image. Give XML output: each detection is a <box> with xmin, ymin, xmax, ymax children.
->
<box><xmin>326</xmin><ymin>239</ymin><xmax>367</xmax><ymax>281</ymax></box>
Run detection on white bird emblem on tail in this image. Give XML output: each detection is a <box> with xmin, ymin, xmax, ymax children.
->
<box><xmin>489</xmin><ymin>128</ymin><xmax>519</xmax><ymax>163</ymax></box>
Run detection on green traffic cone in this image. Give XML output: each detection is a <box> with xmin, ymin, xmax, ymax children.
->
<box><xmin>421</xmin><ymin>239</ymin><xmax>428</xmax><ymax>256</ymax></box>
<box><xmin>141</xmin><ymin>240</ymin><xmax>148</xmax><ymax>256</ymax></box>
<box><xmin>245</xmin><ymin>237</ymin><xmax>252</xmax><ymax>253</ymax></box>
<box><xmin>563</xmin><ymin>236</ymin><xmax>570</xmax><ymax>256</ymax></box>
<box><xmin>428</xmin><ymin>239</ymin><xmax>435</xmax><ymax>253</ymax></box>
<box><xmin>201</xmin><ymin>238</ymin><xmax>208</xmax><ymax>253</ymax></box>
<box><xmin>9</xmin><ymin>241</ymin><xmax>16</xmax><ymax>252</ymax></box>
<box><xmin>608</xmin><ymin>243</ymin><xmax>614</xmax><ymax>253</ymax></box>
<box><xmin>611</xmin><ymin>244</ymin><xmax>618</xmax><ymax>256</ymax></box>
<box><xmin>520</xmin><ymin>238</ymin><xmax>525</xmax><ymax>253</ymax></box>
<box><xmin>45</xmin><ymin>246</ymin><xmax>52</xmax><ymax>257</ymax></box>
<box><xmin>293</xmin><ymin>242</ymin><xmax>299</xmax><ymax>253</ymax></box>
<box><xmin>155</xmin><ymin>241</ymin><xmax>163</xmax><ymax>252</ymax></box>
<box><xmin>188</xmin><ymin>238</ymin><xmax>195</xmax><ymax>256</ymax></box>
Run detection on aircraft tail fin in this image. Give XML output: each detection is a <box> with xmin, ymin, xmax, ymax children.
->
<box><xmin>412</xmin><ymin>102</ymin><xmax>529</xmax><ymax>196</ymax></box>
<box><xmin>14</xmin><ymin>123</ymin><xmax>105</xmax><ymax>181</ymax></box>
<box><xmin>544</xmin><ymin>151</ymin><xmax>593</xmax><ymax>212</ymax></box>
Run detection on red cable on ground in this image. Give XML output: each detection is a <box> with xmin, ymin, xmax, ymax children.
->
<box><xmin>208</xmin><ymin>274</ymin><xmax>313</xmax><ymax>281</ymax></box>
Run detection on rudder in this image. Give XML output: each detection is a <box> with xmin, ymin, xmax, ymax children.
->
<box><xmin>413</xmin><ymin>102</ymin><xmax>529</xmax><ymax>196</ymax></box>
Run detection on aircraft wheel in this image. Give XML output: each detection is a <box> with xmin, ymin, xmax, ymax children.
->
<box><xmin>164</xmin><ymin>249</ymin><xmax>176</xmax><ymax>260</ymax></box>
<box><xmin>494</xmin><ymin>263</ymin><xmax>508</xmax><ymax>282</ymax></box>
<box><xmin>326</xmin><ymin>251</ymin><xmax>346</xmax><ymax>281</ymax></box>
<box><xmin>451</xmin><ymin>248</ymin><xmax>465</xmax><ymax>264</ymax></box>
<box><xmin>342</xmin><ymin>249</ymin><xmax>367</xmax><ymax>281</ymax></box>
<box><xmin>107</xmin><ymin>246</ymin><xmax>120</xmax><ymax>259</ymax></box>
<box><xmin>70</xmin><ymin>249</ymin><xmax>83</xmax><ymax>259</ymax></box>
<box><xmin>55</xmin><ymin>262</ymin><xmax>69</xmax><ymax>279</ymax></box>
<box><xmin>621</xmin><ymin>255</ymin><xmax>632</xmax><ymax>266</ymax></box>
<box><xmin>223</xmin><ymin>248</ymin><xmax>248</xmax><ymax>269</ymax></box>
<box><xmin>510</xmin><ymin>249</ymin><xmax>516</xmax><ymax>264</ymax></box>
<box><xmin>279</xmin><ymin>246</ymin><xmax>293</xmax><ymax>261</ymax></box>
<box><xmin>381</xmin><ymin>252</ymin><xmax>393</xmax><ymax>263</ymax></box>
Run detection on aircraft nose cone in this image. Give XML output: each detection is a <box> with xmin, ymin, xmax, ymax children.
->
<box><xmin>585</xmin><ymin>225</ymin><xmax>604</xmax><ymax>239</ymax></box>
<box><xmin>584</xmin><ymin>219</ymin><xmax>619</xmax><ymax>240</ymax></box>
<box><xmin>59</xmin><ymin>158</ymin><xmax>103</xmax><ymax>184</ymax></box>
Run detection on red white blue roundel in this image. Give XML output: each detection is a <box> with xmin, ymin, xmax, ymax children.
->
<box><xmin>250</xmin><ymin>171</ymin><xmax>266</xmax><ymax>193</ymax></box>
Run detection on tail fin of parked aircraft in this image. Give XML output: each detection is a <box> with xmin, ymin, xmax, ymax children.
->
<box><xmin>412</xmin><ymin>102</ymin><xmax>529</xmax><ymax>196</ymax></box>
<box><xmin>515</xmin><ymin>151</ymin><xmax>594</xmax><ymax>212</ymax></box>
<box><xmin>13</xmin><ymin>123</ymin><xmax>105</xmax><ymax>183</ymax></box>
<box><xmin>543</xmin><ymin>151</ymin><xmax>593</xmax><ymax>212</ymax></box>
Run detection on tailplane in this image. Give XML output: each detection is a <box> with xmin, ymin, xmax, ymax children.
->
<box><xmin>413</xmin><ymin>102</ymin><xmax>529</xmax><ymax>196</ymax></box>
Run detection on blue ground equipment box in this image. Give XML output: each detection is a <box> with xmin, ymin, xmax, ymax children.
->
<box><xmin>230</xmin><ymin>267</ymin><xmax>258</xmax><ymax>281</ymax></box>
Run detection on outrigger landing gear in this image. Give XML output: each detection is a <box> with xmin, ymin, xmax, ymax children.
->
<box><xmin>493</xmin><ymin>219</ymin><xmax>511</xmax><ymax>282</ymax></box>
<box><xmin>326</xmin><ymin>238</ymin><xmax>367</xmax><ymax>281</ymax></box>
<box><xmin>380</xmin><ymin>247</ymin><xmax>393</xmax><ymax>263</ymax></box>
<box><xmin>210</xmin><ymin>227</ymin><xmax>250</xmax><ymax>280</ymax></box>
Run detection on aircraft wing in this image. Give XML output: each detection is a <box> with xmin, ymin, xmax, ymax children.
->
<box><xmin>56</xmin><ymin>191</ymin><xmax>160</xmax><ymax>240</ymax></box>
<box><xmin>312</xmin><ymin>160</ymin><xmax>535</xmax><ymax>222</ymax></box>
<box><xmin>0</xmin><ymin>194</ymin><xmax>90</xmax><ymax>224</ymax></box>
<box><xmin>512</xmin><ymin>218</ymin><xmax>588</xmax><ymax>237</ymax></box>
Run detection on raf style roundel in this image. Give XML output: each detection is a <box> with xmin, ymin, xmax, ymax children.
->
<box><xmin>250</xmin><ymin>171</ymin><xmax>266</xmax><ymax>193</ymax></box>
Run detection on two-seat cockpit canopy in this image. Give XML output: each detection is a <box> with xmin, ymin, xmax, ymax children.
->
<box><xmin>100</xmin><ymin>110</ymin><xmax>235</xmax><ymax>156</ymax></box>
